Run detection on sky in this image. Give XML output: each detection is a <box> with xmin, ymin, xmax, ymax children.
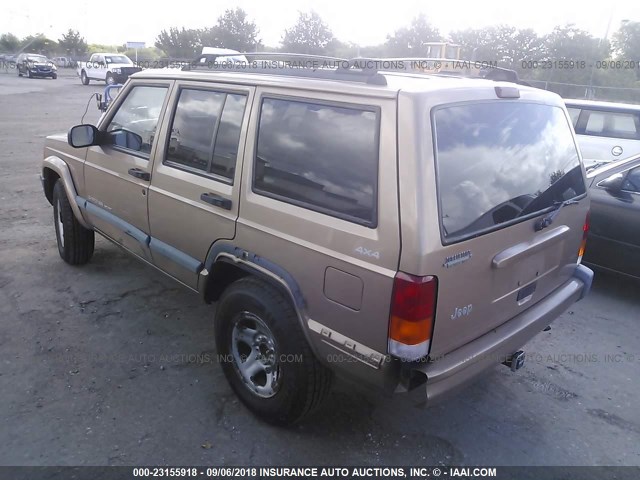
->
<box><xmin>1</xmin><ymin>0</ymin><xmax>639</xmax><ymax>48</ymax></box>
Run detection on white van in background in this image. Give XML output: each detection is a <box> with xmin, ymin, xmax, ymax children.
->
<box><xmin>199</xmin><ymin>47</ymin><xmax>248</xmax><ymax>64</ymax></box>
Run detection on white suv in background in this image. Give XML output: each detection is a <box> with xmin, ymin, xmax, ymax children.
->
<box><xmin>565</xmin><ymin>99</ymin><xmax>640</xmax><ymax>168</ymax></box>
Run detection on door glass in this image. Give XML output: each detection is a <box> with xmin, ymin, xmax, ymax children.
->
<box><xmin>165</xmin><ymin>89</ymin><xmax>247</xmax><ymax>180</ymax></box>
<box><xmin>106</xmin><ymin>86</ymin><xmax>168</xmax><ymax>157</ymax></box>
<box><xmin>567</xmin><ymin>107</ymin><xmax>580</xmax><ymax>127</ymax></box>
<box><xmin>211</xmin><ymin>93</ymin><xmax>247</xmax><ymax>179</ymax></box>
<box><xmin>622</xmin><ymin>167</ymin><xmax>640</xmax><ymax>193</ymax></box>
<box><xmin>166</xmin><ymin>89</ymin><xmax>226</xmax><ymax>172</ymax></box>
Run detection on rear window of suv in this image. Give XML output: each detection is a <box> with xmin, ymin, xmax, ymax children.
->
<box><xmin>434</xmin><ymin>101</ymin><xmax>586</xmax><ymax>243</ymax></box>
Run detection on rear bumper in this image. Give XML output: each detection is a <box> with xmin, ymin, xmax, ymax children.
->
<box><xmin>403</xmin><ymin>264</ymin><xmax>593</xmax><ymax>405</ymax></box>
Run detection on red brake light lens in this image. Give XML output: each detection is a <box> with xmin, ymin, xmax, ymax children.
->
<box><xmin>389</xmin><ymin>273</ymin><xmax>437</xmax><ymax>359</ymax></box>
<box><xmin>578</xmin><ymin>210</ymin><xmax>590</xmax><ymax>262</ymax></box>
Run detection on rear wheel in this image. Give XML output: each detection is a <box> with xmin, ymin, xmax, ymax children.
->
<box><xmin>17</xmin><ymin>68</ymin><xmax>22</xmax><ymax>77</ymax></box>
<box><xmin>52</xmin><ymin>180</ymin><xmax>94</xmax><ymax>265</ymax></box>
<box><xmin>81</xmin><ymin>70</ymin><xmax>89</xmax><ymax>85</ymax></box>
<box><xmin>214</xmin><ymin>277</ymin><xmax>333</xmax><ymax>425</ymax></box>
<box><xmin>105</xmin><ymin>73</ymin><xmax>114</xmax><ymax>85</ymax></box>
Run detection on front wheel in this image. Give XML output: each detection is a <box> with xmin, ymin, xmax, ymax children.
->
<box><xmin>105</xmin><ymin>73</ymin><xmax>114</xmax><ymax>85</ymax></box>
<box><xmin>81</xmin><ymin>70</ymin><xmax>89</xmax><ymax>85</ymax></box>
<box><xmin>214</xmin><ymin>277</ymin><xmax>333</xmax><ymax>425</ymax></box>
<box><xmin>27</xmin><ymin>69</ymin><xmax>32</xmax><ymax>78</ymax></box>
<box><xmin>52</xmin><ymin>180</ymin><xmax>95</xmax><ymax>265</ymax></box>
<box><xmin>52</xmin><ymin>73</ymin><xmax>57</xmax><ymax>80</ymax></box>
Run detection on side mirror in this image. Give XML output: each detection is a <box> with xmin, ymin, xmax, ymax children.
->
<box><xmin>109</xmin><ymin>129</ymin><xmax>143</xmax><ymax>151</ymax></box>
<box><xmin>68</xmin><ymin>124</ymin><xmax>99</xmax><ymax>148</ymax></box>
<box><xmin>599</xmin><ymin>173</ymin><xmax>624</xmax><ymax>193</ymax></box>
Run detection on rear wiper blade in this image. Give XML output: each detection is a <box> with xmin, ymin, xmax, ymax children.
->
<box><xmin>534</xmin><ymin>199</ymin><xmax>579</xmax><ymax>232</ymax></box>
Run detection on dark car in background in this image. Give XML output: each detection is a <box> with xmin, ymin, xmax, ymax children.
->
<box><xmin>584</xmin><ymin>154</ymin><xmax>640</xmax><ymax>279</ymax></box>
<box><xmin>16</xmin><ymin>53</ymin><xmax>57</xmax><ymax>79</ymax></box>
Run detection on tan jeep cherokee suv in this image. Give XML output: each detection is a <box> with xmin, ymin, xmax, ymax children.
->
<box><xmin>41</xmin><ymin>58</ymin><xmax>594</xmax><ymax>424</ymax></box>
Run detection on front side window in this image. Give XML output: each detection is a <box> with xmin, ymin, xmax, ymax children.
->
<box><xmin>254</xmin><ymin>97</ymin><xmax>379</xmax><ymax>226</ymax></box>
<box><xmin>106</xmin><ymin>85</ymin><xmax>168</xmax><ymax>156</ymax></box>
<box><xmin>434</xmin><ymin>102</ymin><xmax>586</xmax><ymax>243</ymax></box>
<box><xmin>165</xmin><ymin>89</ymin><xmax>247</xmax><ymax>180</ymax></box>
<box><xmin>622</xmin><ymin>167</ymin><xmax>640</xmax><ymax>193</ymax></box>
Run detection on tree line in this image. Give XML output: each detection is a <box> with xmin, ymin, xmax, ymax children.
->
<box><xmin>2</xmin><ymin>9</ymin><xmax>639</xmax><ymax>96</ymax></box>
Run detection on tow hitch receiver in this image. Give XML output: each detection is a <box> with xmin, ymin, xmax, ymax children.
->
<box><xmin>503</xmin><ymin>350</ymin><xmax>526</xmax><ymax>372</ymax></box>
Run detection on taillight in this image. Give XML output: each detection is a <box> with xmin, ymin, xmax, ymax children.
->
<box><xmin>577</xmin><ymin>210</ymin><xmax>590</xmax><ymax>264</ymax></box>
<box><xmin>388</xmin><ymin>273</ymin><xmax>437</xmax><ymax>361</ymax></box>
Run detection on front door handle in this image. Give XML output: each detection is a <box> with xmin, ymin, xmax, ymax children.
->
<box><xmin>128</xmin><ymin>168</ymin><xmax>150</xmax><ymax>181</ymax></box>
<box><xmin>200</xmin><ymin>192</ymin><xmax>232</xmax><ymax>210</ymax></box>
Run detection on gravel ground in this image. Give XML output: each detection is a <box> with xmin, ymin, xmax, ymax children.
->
<box><xmin>0</xmin><ymin>68</ymin><xmax>639</xmax><ymax>469</ymax></box>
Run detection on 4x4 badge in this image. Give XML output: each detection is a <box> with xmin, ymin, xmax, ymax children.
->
<box><xmin>443</xmin><ymin>250</ymin><xmax>472</xmax><ymax>268</ymax></box>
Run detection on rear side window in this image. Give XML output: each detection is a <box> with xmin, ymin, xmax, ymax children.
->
<box><xmin>434</xmin><ymin>102</ymin><xmax>586</xmax><ymax>243</ymax></box>
<box><xmin>582</xmin><ymin>110</ymin><xmax>640</xmax><ymax>140</ymax></box>
<box><xmin>165</xmin><ymin>89</ymin><xmax>247</xmax><ymax>181</ymax></box>
<box><xmin>253</xmin><ymin>97</ymin><xmax>379</xmax><ymax>226</ymax></box>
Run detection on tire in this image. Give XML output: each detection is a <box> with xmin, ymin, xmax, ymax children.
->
<box><xmin>52</xmin><ymin>73</ymin><xmax>57</xmax><ymax>80</ymax></box>
<box><xmin>17</xmin><ymin>68</ymin><xmax>22</xmax><ymax>77</ymax></box>
<box><xmin>27</xmin><ymin>69</ymin><xmax>32</xmax><ymax>79</ymax></box>
<box><xmin>52</xmin><ymin>180</ymin><xmax>95</xmax><ymax>265</ymax></box>
<box><xmin>215</xmin><ymin>277</ymin><xmax>333</xmax><ymax>425</ymax></box>
<box><xmin>81</xmin><ymin>70</ymin><xmax>89</xmax><ymax>85</ymax></box>
<box><xmin>105</xmin><ymin>73</ymin><xmax>114</xmax><ymax>85</ymax></box>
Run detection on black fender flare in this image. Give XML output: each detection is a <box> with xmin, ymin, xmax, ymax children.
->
<box><xmin>200</xmin><ymin>242</ymin><xmax>319</xmax><ymax>356</ymax></box>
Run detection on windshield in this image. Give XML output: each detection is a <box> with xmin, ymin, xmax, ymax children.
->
<box><xmin>105</xmin><ymin>55</ymin><xmax>132</xmax><ymax>64</ymax></box>
<box><xmin>434</xmin><ymin>101</ymin><xmax>586</xmax><ymax>243</ymax></box>
<box><xmin>27</xmin><ymin>55</ymin><xmax>48</xmax><ymax>62</ymax></box>
<box><xmin>216</xmin><ymin>55</ymin><xmax>248</xmax><ymax>63</ymax></box>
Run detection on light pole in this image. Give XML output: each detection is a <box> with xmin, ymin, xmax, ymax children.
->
<box><xmin>587</xmin><ymin>8</ymin><xmax>615</xmax><ymax>99</ymax></box>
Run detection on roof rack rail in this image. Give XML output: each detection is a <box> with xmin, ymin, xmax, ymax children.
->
<box><xmin>342</xmin><ymin>57</ymin><xmax>528</xmax><ymax>85</ymax></box>
<box><xmin>182</xmin><ymin>51</ymin><xmax>388</xmax><ymax>86</ymax></box>
<box><xmin>241</xmin><ymin>52</ymin><xmax>347</xmax><ymax>63</ymax></box>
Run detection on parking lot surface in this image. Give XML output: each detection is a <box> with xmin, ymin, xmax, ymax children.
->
<box><xmin>0</xmin><ymin>69</ymin><xmax>639</xmax><ymax>468</ymax></box>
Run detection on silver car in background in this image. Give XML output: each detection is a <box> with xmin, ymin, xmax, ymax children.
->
<box><xmin>565</xmin><ymin>99</ymin><xmax>640</xmax><ymax>169</ymax></box>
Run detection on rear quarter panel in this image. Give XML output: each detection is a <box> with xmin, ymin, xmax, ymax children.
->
<box><xmin>235</xmin><ymin>86</ymin><xmax>400</xmax><ymax>365</ymax></box>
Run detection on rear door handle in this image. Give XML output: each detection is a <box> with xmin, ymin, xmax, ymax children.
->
<box><xmin>200</xmin><ymin>192</ymin><xmax>232</xmax><ymax>210</ymax></box>
<box><xmin>128</xmin><ymin>168</ymin><xmax>150</xmax><ymax>181</ymax></box>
